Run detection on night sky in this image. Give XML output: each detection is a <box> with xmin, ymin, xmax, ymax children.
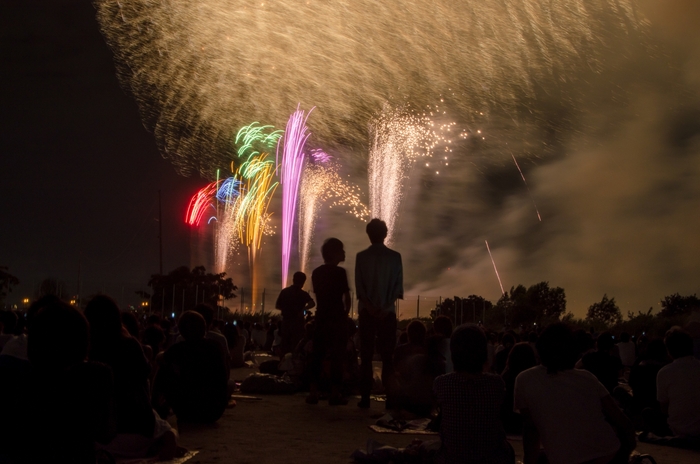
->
<box><xmin>1</xmin><ymin>0</ymin><xmax>202</xmax><ymax>306</ymax></box>
<box><xmin>2</xmin><ymin>1</ymin><xmax>700</xmax><ymax>315</ymax></box>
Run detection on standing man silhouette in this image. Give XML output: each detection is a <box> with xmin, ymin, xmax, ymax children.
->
<box><xmin>355</xmin><ymin>218</ymin><xmax>403</xmax><ymax>409</ymax></box>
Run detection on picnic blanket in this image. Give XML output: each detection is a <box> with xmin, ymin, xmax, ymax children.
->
<box><xmin>351</xmin><ymin>439</ymin><xmax>440</xmax><ymax>463</ymax></box>
<box><xmin>369</xmin><ymin>414</ymin><xmax>438</xmax><ymax>435</ymax></box>
<box><xmin>114</xmin><ymin>450</ymin><xmax>198</xmax><ymax>464</ymax></box>
<box><xmin>638</xmin><ymin>432</ymin><xmax>700</xmax><ymax>450</ymax></box>
<box><xmin>240</xmin><ymin>373</ymin><xmax>297</xmax><ymax>394</ymax></box>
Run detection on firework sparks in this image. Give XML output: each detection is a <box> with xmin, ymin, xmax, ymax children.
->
<box><xmin>368</xmin><ymin>105</ymin><xmax>454</xmax><ymax>243</ymax></box>
<box><xmin>511</xmin><ymin>153</ymin><xmax>542</xmax><ymax>222</ymax></box>
<box><xmin>280</xmin><ymin>106</ymin><xmax>313</xmax><ymax>287</ymax></box>
<box><xmin>299</xmin><ymin>160</ymin><xmax>369</xmax><ymax>273</ymax></box>
<box><xmin>96</xmin><ymin>0</ymin><xmax>645</xmax><ymax>176</ymax></box>
<box><xmin>185</xmin><ymin>181</ymin><xmax>220</xmax><ymax>226</ymax></box>
<box><xmin>485</xmin><ymin>240</ymin><xmax>505</xmax><ymax>296</ymax></box>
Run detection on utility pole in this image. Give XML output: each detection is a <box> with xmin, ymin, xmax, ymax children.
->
<box><xmin>158</xmin><ymin>189</ymin><xmax>163</xmax><ymax>275</ymax></box>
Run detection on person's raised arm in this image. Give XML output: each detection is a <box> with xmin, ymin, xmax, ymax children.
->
<box><xmin>305</xmin><ymin>298</ymin><xmax>316</xmax><ymax>311</ymax></box>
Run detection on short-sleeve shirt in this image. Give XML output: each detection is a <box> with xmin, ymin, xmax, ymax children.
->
<box><xmin>514</xmin><ymin>366</ymin><xmax>620</xmax><ymax>464</ymax></box>
<box><xmin>275</xmin><ymin>286</ymin><xmax>313</xmax><ymax>320</ymax></box>
<box><xmin>433</xmin><ymin>372</ymin><xmax>511</xmax><ymax>464</ymax></box>
<box><xmin>311</xmin><ymin>264</ymin><xmax>349</xmax><ymax>319</ymax></box>
<box><xmin>656</xmin><ymin>356</ymin><xmax>700</xmax><ymax>436</ymax></box>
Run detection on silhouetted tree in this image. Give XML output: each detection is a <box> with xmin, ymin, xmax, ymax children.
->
<box><xmin>659</xmin><ymin>293</ymin><xmax>700</xmax><ymax>318</ymax></box>
<box><xmin>495</xmin><ymin>282</ymin><xmax>566</xmax><ymax>327</ymax></box>
<box><xmin>148</xmin><ymin>266</ymin><xmax>236</xmax><ymax>314</ymax></box>
<box><xmin>432</xmin><ymin>295</ymin><xmax>493</xmax><ymax>323</ymax></box>
<box><xmin>0</xmin><ymin>266</ymin><xmax>19</xmax><ymax>304</ymax></box>
<box><xmin>586</xmin><ymin>294</ymin><xmax>622</xmax><ymax>326</ymax></box>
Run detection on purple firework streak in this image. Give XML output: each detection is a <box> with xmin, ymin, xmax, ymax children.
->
<box><xmin>280</xmin><ymin>105</ymin><xmax>314</xmax><ymax>287</ymax></box>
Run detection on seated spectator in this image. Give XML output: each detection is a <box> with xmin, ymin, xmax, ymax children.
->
<box><xmin>142</xmin><ymin>315</ymin><xmax>166</xmax><ymax>362</ymax></box>
<box><xmin>515</xmin><ymin>323</ymin><xmax>635</xmax><ymax>464</ymax></box>
<box><xmin>152</xmin><ymin>311</ymin><xmax>228</xmax><ymax>423</ymax></box>
<box><xmin>1</xmin><ymin>296</ymin><xmax>57</xmax><ymax>361</ymax></box>
<box><xmin>25</xmin><ymin>300</ymin><xmax>116</xmax><ymax>463</ymax></box>
<box><xmin>653</xmin><ymin>329</ymin><xmax>700</xmax><ymax>438</ymax></box>
<box><xmin>394</xmin><ymin>333</ymin><xmax>446</xmax><ymax>417</ymax></box>
<box><xmin>433</xmin><ymin>325</ymin><xmax>514</xmax><ymax>464</ymax></box>
<box><xmin>617</xmin><ymin>332</ymin><xmax>636</xmax><ymax>368</ymax></box>
<box><xmin>433</xmin><ymin>315</ymin><xmax>454</xmax><ymax>373</ymax></box>
<box><xmin>84</xmin><ymin>295</ymin><xmax>178</xmax><ymax>459</ymax></box>
<box><xmin>494</xmin><ymin>332</ymin><xmax>516</xmax><ymax>375</ymax></box>
<box><xmin>622</xmin><ymin>339</ymin><xmax>668</xmax><ymax>415</ymax></box>
<box><xmin>120</xmin><ymin>311</ymin><xmax>141</xmax><ymax>339</ymax></box>
<box><xmin>579</xmin><ymin>331</ymin><xmax>622</xmax><ymax>394</ymax></box>
<box><xmin>486</xmin><ymin>332</ymin><xmax>497</xmax><ymax>372</ymax></box>
<box><xmin>251</xmin><ymin>322</ymin><xmax>267</xmax><ymax>350</ymax></box>
<box><xmin>501</xmin><ymin>342</ymin><xmax>537</xmax><ymax>434</ymax></box>
<box><xmin>394</xmin><ymin>319</ymin><xmax>427</xmax><ymax>366</ymax></box>
<box><xmin>194</xmin><ymin>304</ymin><xmax>230</xmax><ymax>374</ymax></box>
<box><xmin>225</xmin><ymin>322</ymin><xmax>246</xmax><ymax>368</ymax></box>
<box><xmin>0</xmin><ymin>310</ymin><xmax>18</xmax><ymax>351</ymax></box>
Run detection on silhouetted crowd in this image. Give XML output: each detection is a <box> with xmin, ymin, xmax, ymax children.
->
<box><xmin>1</xmin><ymin>218</ymin><xmax>698</xmax><ymax>464</ymax></box>
<box><xmin>0</xmin><ymin>296</ymin><xmax>235</xmax><ymax>463</ymax></box>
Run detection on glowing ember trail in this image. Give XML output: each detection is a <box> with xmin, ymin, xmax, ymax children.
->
<box><xmin>299</xmin><ymin>158</ymin><xmax>369</xmax><ymax>274</ymax></box>
<box><xmin>185</xmin><ymin>181</ymin><xmax>220</xmax><ymax>226</ymax></box>
<box><xmin>280</xmin><ymin>106</ymin><xmax>313</xmax><ymax>287</ymax></box>
<box><xmin>485</xmin><ymin>240</ymin><xmax>505</xmax><ymax>295</ymax></box>
<box><xmin>511</xmin><ymin>153</ymin><xmax>542</xmax><ymax>222</ymax></box>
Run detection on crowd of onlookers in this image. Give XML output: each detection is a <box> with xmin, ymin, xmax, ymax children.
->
<box><xmin>0</xmin><ymin>296</ymin><xmax>239</xmax><ymax>463</ymax></box>
<box><xmin>1</xmin><ymin>296</ymin><xmax>699</xmax><ymax>464</ymax></box>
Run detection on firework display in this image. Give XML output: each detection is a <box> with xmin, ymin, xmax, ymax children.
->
<box><xmin>299</xmin><ymin>158</ymin><xmax>369</xmax><ymax>274</ymax></box>
<box><xmin>95</xmin><ymin>0</ymin><xmax>644</xmax><ymax>177</ymax></box>
<box><xmin>100</xmin><ymin>0</ymin><xmax>649</xmax><ymax>302</ymax></box>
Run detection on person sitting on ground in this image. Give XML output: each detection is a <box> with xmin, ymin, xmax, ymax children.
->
<box><xmin>617</xmin><ymin>332</ymin><xmax>636</xmax><ymax>368</ymax></box>
<box><xmin>152</xmin><ymin>311</ymin><xmax>229</xmax><ymax>423</ymax></box>
<box><xmin>433</xmin><ymin>315</ymin><xmax>454</xmax><ymax>373</ymax></box>
<box><xmin>433</xmin><ymin>325</ymin><xmax>514</xmax><ymax>464</ymax></box>
<box><xmin>0</xmin><ymin>311</ymin><xmax>18</xmax><ymax>351</ymax></box>
<box><xmin>276</xmin><ymin>271</ymin><xmax>316</xmax><ymax>355</ymax></box>
<box><xmin>394</xmin><ymin>319</ymin><xmax>427</xmax><ymax>366</ymax></box>
<box><xmin>579</xmin><ymin>331</ymin><xmax>623</xmax><ymax>394</ymax></box>
<box><xmin>195</xmin><ymin>304</ymin><xmax>230</xmax><ymax>376</ymax></box>
<box><xmin>650</xmin><ymin>329</ymin><xmax>700</xmax><ymax>438</ymax></box>
<box><xmin>501</xmin><ymin>342</ymin><xmax>538</xmax><ymax>434</ymax></box>
<box><xmin>24</xmin><ymin>300</ymin><xmax>117</xmax><ymax>463</ymax></box>
<box><xmin>514</xmin><ymin>323</ymin><xmax>635</xmax><ymax>464</ymax></box>
<box><xmin>224</xmin><ymin>322</ymin><xmax>246</xmax><ymax>368</ymax></box>
<box><xmin>250</xmin><ymin>322</ymin><xmax>267</xmax><ymax>350</ymax></box>
<box><xmin>614</xmin><ymin>339</ymin><xmax>668</xmax><ymax>420</ymax></box>
<box><xmin>306</xmin><ymin>238</ymin><xmax>352</xmax><ymax>406</ymax></box>
<box><xmin>84</xmin><ymin>295</ymin><xmax>180</xmax><ymax>460</ymax></box>
<box><xmin>265</xmin><ymin>322</ymin><xmax>275</xmax><ymax>352</ymax></box>
<box><xmin>142</xmin><ymin>315</ymin><xmax>166</xmax><ymax>363</ymax></box>
<box><xmin>494</xmin><ymin>332</ymin><xmax>516</xmax><ymax>375</ymax></box>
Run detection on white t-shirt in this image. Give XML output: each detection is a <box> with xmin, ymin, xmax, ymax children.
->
<box><xmin>617</xmin><ymin>341</ymin><xmax>636</xmax><ymax>367</ymax></box>
<box><xmin>514</xmin><ymin>366</ymin><xmax>620</xmax><ymax>464</ymax></box>
<box><xmin>657</xmin><ymin>356</ymin><xmax>700</xmax><ymax>437</ymax></box>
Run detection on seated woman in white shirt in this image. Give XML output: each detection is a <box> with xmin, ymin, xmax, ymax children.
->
<box><xmin>514</xmin><ymin>323</ymin><xmax>635</xmax><ymax>464</ymax></box>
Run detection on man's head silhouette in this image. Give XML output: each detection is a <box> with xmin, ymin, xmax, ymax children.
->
<box><xmin>292</xmin><ymin>271</ymin><xmax>306</xmax><ymax>287</ymax></box>
<box><xmin>366</xmin><ymin>218</ymin><xmax>388</xmax><ymax>244</ymax></box>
